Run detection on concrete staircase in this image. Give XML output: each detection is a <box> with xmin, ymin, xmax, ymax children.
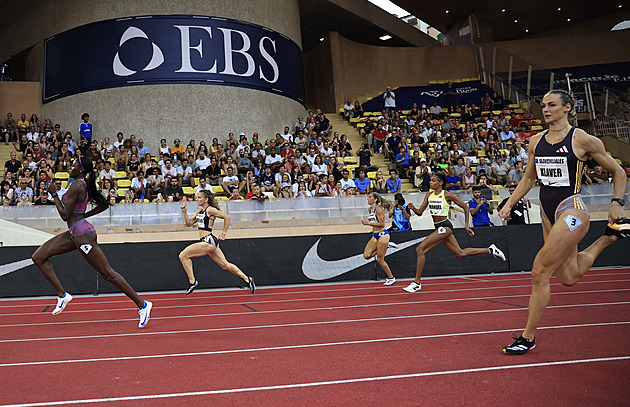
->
<box><xmin>327</xmin><ymin>113</ymin><xmax>416</xmax><ymax>192</ymax></box>
<box><xmin>0</xmin><ymin>143</ymin><xmax>14</xmax><ymax>178</ymax></box>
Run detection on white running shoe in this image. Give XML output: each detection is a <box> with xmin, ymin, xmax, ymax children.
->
<box><xmin>52</xmin><ymin>293</ymin><xmax>73</xmax><ymax>315</ymax></box>
<box><xmin>383</xmin><ymin>277</ymin><xmax>396</xmax><ymax>286</ymax></box>
<box><xmin>387</xmin><ymin>241</ymin><xmax>399</xmax><ymax>249</ymax></box>
<box><xmin>138</xmin><ymin>301</ymin><xmax>152</xmax><ymax>328</ymax></box>
<box><xmin>403</xmin><ymin>282</ymin><xmax>422</xmax><ymax>293</ymax></box>
<box><xmin>489</xmin><ymin>244</ymin><xmax>506</xmax><ymax>261</ymax></box>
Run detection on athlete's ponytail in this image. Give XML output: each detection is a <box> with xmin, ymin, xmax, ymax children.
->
<box><xmin>370</xmin><ymin>192</ymin><xmax>393</xmax><ymax>216</ymax></box>
<box><xmin>80</xmin><ymin>157</ymin><xmax>108</xmax><ymax>207</ymax></box>
<box><xmin>546</xmin><ymin>89</ymin><xmax>576</xmax><ymax>120</ymax></box>
<box><xmin>434</xmin><ymin>172</ymin><xmax>447</xmax><ymax>189</ymax></box>
<box><xmin>198</xmin><ymin>190</ymin><xmax>220</xmax><ymax>210</ymax></box>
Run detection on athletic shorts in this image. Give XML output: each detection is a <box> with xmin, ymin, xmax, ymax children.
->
<box><xmin>373</xmin><ymin>230</ymin><xmax>390</xmax><ymax>240</ymax></box>
<box><xmin>68</xmin><ymin>219</ymin><xmax>96</xmax><ymax>237</ymax></box>
<box><xmin>200</xmin><ymin>234</ymin><xmax>219</xmax><ymax>247</ymax></box>
<box><xmin>434</xmin><ymin>219</ymin><xmax>454</xmax><ymax>231</ymax></box>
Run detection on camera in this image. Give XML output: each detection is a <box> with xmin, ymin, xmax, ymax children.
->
<box><xmin>394</xmin><ymin>193</ymin><xmax>405</xmax><ymax>206</ymax></box>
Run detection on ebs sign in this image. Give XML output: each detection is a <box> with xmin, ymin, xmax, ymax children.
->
<box><xmin>43</xmin><ymin>15</ymin><xmax>305</xmax><ymax>106</ymax></box>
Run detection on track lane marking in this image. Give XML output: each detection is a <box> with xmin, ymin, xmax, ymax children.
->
<box><xmin>3</xmin><ymin>280</ymin><xmax>630</xmax><ymax>317</ymax></box>
<box><xmin>1</xmin><ymin>289</ymin><xmax>628</xmax><ymax>329</ymax></box>
<box><xmin>1</xmin><ymin>321</ymin><xmax>628</xmax><ymax>368</ymax></box>
<box><xmin>1</xmin><ymin>356</ymin><xmax>629</xmax><ymax>406</ymax></box>
<box><xmin>1</xmin><ymin>270</ymin><xmax>628</xmax><ymax>309</ymax></box>
<box><xmin>1</xmin><ymin>301</ymin><xmax>628</xmax><ymax>343</ymax></box>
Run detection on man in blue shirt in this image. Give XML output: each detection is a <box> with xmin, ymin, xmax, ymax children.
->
<box><xmin>354</xmin><ymin>169</ymin><xmax>371</xmax><ymax>194</ymax></box>
<box><xmin>79</xmin><ymin>113</ymin><xmax>92</xmax><ymax>142</ymax></box>
<box><xmin>389</xmin><ymin>193</ymin><xmax>412</xmax><ymax>231</ymax></box>
<box><xmin>394</xmin><ymin>148</ymin><xmax>410</xmax><ymax>178</ymax></box>
<box><xmin>468</xmin><ymin>186</ymin><xmax>494</xmax><ymax>226</ymax></box>
<box><xmin>386</xmin><ymin>169</ymin><xmax>402</xmax><ymax>193</ymax></box>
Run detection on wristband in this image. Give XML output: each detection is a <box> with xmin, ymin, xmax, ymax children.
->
<box><xmin>51</xmin><ymin>192</ymin><xmax>58</xmax><ymax>198</ymax></box>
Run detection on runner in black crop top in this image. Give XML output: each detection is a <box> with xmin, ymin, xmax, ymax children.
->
<box><xmin>179</xmin><ymin>190</ymin><xmax>256</xmax><ymax>296</ymax></box>
<box><xmin>534</xmin><ymin>126</ymin><xmax>587</xmax><ymax>223</ymax></box>
<box><xmin>499</xmin><ymin>90</ymin><xmax>628</xmax><ymax>355</ymax></box>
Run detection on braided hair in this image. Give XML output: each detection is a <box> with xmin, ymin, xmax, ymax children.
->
<box><xmin>545</xmin><ymin>89</ymin><xmax>576</xmax><ymax>119</ymax></box>
<box><xmin>78</xmin><ymin>157</ymin><xmax>108</xmax><ymax>207</ymax></box>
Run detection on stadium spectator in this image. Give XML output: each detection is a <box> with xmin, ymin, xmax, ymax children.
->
<box><xmin>499</xmin><ymin>125</ymin><xmax>516</xmax><ymax>147</ymax></box>
<box><xmin>221</xmin><ymin>166</ymin><xmax>241</xmax><ymax>196</ymax></box>
<box><xmin>383</xmin><ymin>86</ymin><xmax>396</xmax><ymax>114</ymax></box>
<box><xmin>164</xmin><ymin>177</ymin><xmax>184</xmax><ymax>202</ymax></box>
<box><xmin>170</xmin><ymin>138</ymin><xmax>185</xmax><ymax>161</ymax></box>
<box><xmin>5</xmin><ymin>113</ymin><xmax>17</xmax><ymax>143</ymax></box>
<box><xmin>161</xmin><ymin>158</ymin><xmax>177</xmax><ymax>180</ymax></box>
<box><xmin>354</xmin><ymin>169</ymin><xmax>371</xmax><ymax>194</ymax></box>
<box><xmin>386</xmin><ymin>169</ymin><xmax>402</xmax><ymax>193</ymax></box>
<box><xmin>389</xmin><ymin>192</ymin><xmax>412</xmax><ymax>232</ymax></box>
<box><xmin>429</xmin><ymin>100</ymin><xmax>442</xmax><ymax>116</ymax></box>
<box><xmin>462</xmin><ymin>166</ymin><xmax>476</xmax><ymax>190</ymax></box>
<box><xmin>99</xmin><ymin>161</ymin><xmax>117</xmax><ymax>187</ymax></box>
<box><xmin>17</xmin><ymin>114</ymin><xmax>29</xmax><ymax>137</ymax></box>
<box><xmin>14</xmin><ymin>178</ymin><xmax>34</xmax><ymax>204</ymax></box>
<box><xmin>476</xmin><ymin>157</ymin><xmax>496</xmax><ymax>184</ymax></box>
<box><xmin>131</xmin><ymin>170</ymin><xmax>148</xmax><ymax>200</ymax></box>
<box><xmin>137</xmin><ymin>139</ymin><xmax>148</xmax><ymax>156</ymax></box>
<box><xmin>481</xmin><ymin>93</ymin><xmax>492</xmax><ymax>110</ymax></box>
<box><xmin>245</xmin><ymin>183</ymin><xmax>266</xmax><ymax>201</ymax></box>
<box><xmin>498</xmin><ymin>184</ymin><xmax>530</xmax><ymax>225</ymax></box>
<box><xmin>146</xmin><ymin>165</ymin><xmax>165</xmax><ymax>200</ymax></box>
<box><xmin>264</xmin><ymin>147</ymin><xmax>283</xmax><ymax>172</ymax></box>
<box><xmin>491</xmin><ymin>154</ymin><xmax>511</xmax><ymax>186</ymax></box>
<box><xmin>26</xmin><ymin>126</ymin><xmax>39</xmax><ymax>142</ymax></box>
<box><xmin>469</xmin><ymin>186</ymin><xmax>494</xmax><ymax>227</ymax></box>
<box><xmin>195</xmin><ymin>177</ymin><xmax>213</xmax><ymax>195</ymax></box>
<box><xmin>79</xmin><ymin>113</ymin><xmax>92</xmax><ymax>142</ymax></box>
<box><xmin>178</xmin><ymin>158</ymin><xmax>194</xmax><ymax>187</ymax></box>
<box><xmin>373</xmin><ymin>123</ymin><xmax>388</xmax><ymax>153</ymax></box>
<box><xmin>508</xmin><ymin>161</ymin><xmax>524</xmax><ymax>185</ymax></box>
<box><xmin>4</xmin><ymin>151</ymin><xmax>21</xmax><ymax>178</ymax></box>
<box><xmin>394</xmin><ymin>147</ymin><xmax>410</xmax><ymax>178</ymax></box>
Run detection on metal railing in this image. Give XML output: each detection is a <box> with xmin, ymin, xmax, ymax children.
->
<box><xmin>584</xmin><ymin>115</ymin><xmax>630</xmax><ymax>142</ymax></box>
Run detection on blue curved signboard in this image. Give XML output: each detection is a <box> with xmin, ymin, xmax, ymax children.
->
<box><xmin>43</xmin><ymin>15</ymin><xmax>305</xmax><ymax>106</ymax></box>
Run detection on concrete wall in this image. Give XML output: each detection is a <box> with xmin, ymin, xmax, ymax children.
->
<box><xmin>1</xmin><ymin>0</ymin><xmax>305</xmax><ymax>150</ymax></box>
<box><xmin>0</xmin><ymin>82</ymin><xmax>41</xmax><ymax>123</ymax></box>
<box><xmin>305</xmin><ymin>28</ymin><xmax>630</xmax><ymax>112</ymax></box>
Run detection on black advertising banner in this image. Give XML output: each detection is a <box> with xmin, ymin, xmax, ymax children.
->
<box><xmin>0</xmin><ymin>221</ymin><xmax>626</xmax><ymax>298</ymax></box>
<box><xmin>43</xmin><ymin>15</ymin><xmax>305</xmax><ymax>105</ymax></box>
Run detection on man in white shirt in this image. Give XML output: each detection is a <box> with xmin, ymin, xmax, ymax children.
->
<box><xmin>26</xmin><ymin>126</ymin><xmax>39</xmax><ymax>142</ymax></box>
<box><xmin>305</xmin><ymin>148</ymin><xmax>318</xmax><ymax>167</ymax></box>
<box><xmin>131</xmin><ymin>170</ymin><xmax>148</xmax><ymax>200</ymax></box>
<box><xmin>429</xmin><ymin>100</ymin><xmax>442</xmax><ymax>116</ymax></box>
<box><xmin>161</xmin><ymin>158</ymin><xmax>178</xmax><ymax>179</ymax></box>
<box><xmin>195</xmin><ymin>151</ymin><xmax>211</xmax><ymax>173</ymax></box>
<box><xmin>236</xmin><ymin>138</ymin><xmax>250</xmax><ymax>156</ymax></box>
<box><xmin>339</xmin><ymin>169</ymin><xmax>356</xmax><ymax>191</ymax></box>
<box><xmin>194</xmin><ymin>177</ymin><xmax>213</xmax><ymax>195</ymax></box>
<box><xmin>383</xmin><ymin>86</ymin><xmax>395</xmax><ymax>114</ymax></box>
<box><xmin>264</xmin><ymin>147</ymin><xmax>283</xmax><ymax>172</ymax></box>
<box><xmin>177</xmin><ymin>158</ymin><xmax>193</xmax><ymax>186</ymax></box>
<box><xmin>319</xmin><ymin>141</ymin><xmax>333</xmax><ymax>162</ymax></box>
<box><xmin>99</xmin><ymin>161</ymin><xmax>117</xmax><ymax>187</ymax></box>
<box><xmin>280</xmin><ymin>126</ymin><xmax>293</xmax><ymax>143</ymax></box>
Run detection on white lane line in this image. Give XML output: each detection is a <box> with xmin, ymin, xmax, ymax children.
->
<box><xmin>1</xmin><ymin>270</ymin><xmax>627</xmax><ymax>309</ymax></box>
<box><xmin>3</xmin><ymin>281</ymin><xmax>630</xmax><ymax>318</ymax></box>
<box><xmin>1</xmin><ymin>288</ymin><xmax>629</xmax><ymax>329</ymax></box>
<box><xmin>2</xmin><ymin>356</ymin><xmax>629</xmax><ymax>406</ymax></box>
<box><xmin>1</xmin><ymin>321</ymin><xmax>628</xmax><ymax>368</ymax></box>
<box><xmin>1</xmin><ymin>301</ymin><xmax>628</xmax><ymax>343</ymax></box>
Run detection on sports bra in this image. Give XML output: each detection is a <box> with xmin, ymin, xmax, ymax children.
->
<box><xmin>195</xmin><ymin>207</ymin><xmax>215</xmax><ymax>232</ymax></box>
<box><xmin>62</xmin><ymin>179</ymin><xmax>89</xmax><ymax>213</ymax></box>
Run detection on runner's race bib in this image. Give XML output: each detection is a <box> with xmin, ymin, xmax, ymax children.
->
<box><xmin>535</xmin><ymin>156</ymin><xmax>569</xmax><ymax>187</ymax></box>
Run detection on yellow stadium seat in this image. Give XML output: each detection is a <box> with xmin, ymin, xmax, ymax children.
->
<box><xmin>55</xmin><ymin>172</ymin><xmax>70</xmax><ymax>180</ymax></box>
<box><xmin>508</xmin><ymin>104</ymin><xmax>520</xmax><ymax>109</ymax></box>
<box><xmin>441</xmin><ymin>108</ymin><xmax>449</xmax><ymax>113</ymax></box>
<box><xmin>182</xmin><ymin>186</ymin><xmax>195</xmax><ymax>196</ymax></box>
<box><xmin>481</xmin><ymin>111</ymin><xmax>491</xmax><ymax>116</ymax></box>
<box><xmin>356</xmin><ymin>123</ymin><xmax>366</xmax><ymax>128</ymax></box>
<box><xmin>107</xmin><ymin>157</ymin><xmax>115</xmax><ymax>165</ymax></box>
<box><xmin>344</xmin><ymin>165</ymin><xmax>358</xmax><ymax>171</ymax></box>
<box><xmin>61</xmin><ymin>180</ymin><xmax>68</xmax><ymax>188</ymax></box>
<box><xmin>211</xmin><ymin>186</ymin><xmax>224</xmax><ymax>195</ymax></box>
<box><xmin>338</xmin><ymin>107</ymin><xmax>344</xmax><ymax>113</ymax></box>
<box><xmin>115</xmin><ymin>171</ymin><xmax>128</xmax><ymax>179</ymax></box>
<box><xmin>401</xmin><ymin>110</ymin><xmax>410</xmax><ymax>115</ymax></box>
<box><xmin>478</xmin><ymin>150</ymin><xmax>486</xmax><ymax>157</ymax></box>
<box><xmin>492</xmin><ymin>110</ymin><xmax>502</xmax><ymax>115</ymax></box>
<box><xmin>215</xmin><ymin>196</ymin><xmax>228</xmax><ymax>200</ymax></box>
<box><xmin>367</xmin><ymin>171</ymin><xmax>377</xmax><ymax>179</ymax></box>
<box><xmin>615</xmin><ymin>158</ymin><xmax>622</xmax><ymax>165</ymax></box>
<box><xmin>220</xmin><ymin>169</ymin><xmax>226</xmax><ymax>176</ymax></box>
<box><xmin>513</xmin><ymin>108</ymin><xmax>526</xmax><ymax>114</ymax></box>
<box><xmin>117</xmin><ymin>179</ymin><xmax>131</xmax><ymax>188</ymax></box>
<box><xmin>118</xmin><ymin>189</ymin><xmax>129</xmax><ymax>197</ymax></box>
<box><xmin>193</xmin><ymin>177</ymin><xmax>200</xmax><ymax>185</ymax></box>
<box><xmin>343</xmin><ymin>156</ymin><xmax>358</xmax><ymax>165</ymax></box>
<box><xmin>531</xmin><ymin>125</ymin><xmax>543</xmax><ymax>131</ymax></box>
<box><xmin>450</xmin><ymin>113</ymin><xmax>461</xmax><ymax>118</ymax></box>
<box><xmin>349</xmin><ymin>118</ymin><xmax>361</xmax><ymax>124</ymax></box>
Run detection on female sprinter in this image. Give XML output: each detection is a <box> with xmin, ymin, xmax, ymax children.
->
<box><xmin>361</xmin><ymin>192</ymin><xmax>397</xmax><ymax>285</ymax></box>
<box><xmin>32</xmin><ymin>157</ymin><xmax>152</xmax><ymax>328</ymax></box>
<box><xmin>179</xmin><ymin>190</ymin><xmax>255</xmax><ymax>295</ymax></box>
<box><xmin>499</xmin><ymin>89</ymin><xmax>628</xmax><ymax>355</ymax></box>
<box><xmin>403</xmin><ymin>172</ymin><xmax>505</xmax><ymax>293</ymax></box>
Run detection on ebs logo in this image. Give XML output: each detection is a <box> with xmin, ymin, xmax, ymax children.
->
<box><xmin>113</xmin><ymin>26</ymin><xmax>164</xmax><ymax>76</ymax></box>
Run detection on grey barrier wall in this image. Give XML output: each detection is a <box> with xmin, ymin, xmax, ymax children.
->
<box><xmin>0</xmin><ymin>221</ymin><xmax>627</xmax><ymax>298</ymax></box>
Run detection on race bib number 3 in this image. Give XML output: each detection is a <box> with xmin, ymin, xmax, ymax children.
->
<box><xmin>535</xmin><ymin>156</ymin><xmax>569</xmax><ymax>187</ymax></box>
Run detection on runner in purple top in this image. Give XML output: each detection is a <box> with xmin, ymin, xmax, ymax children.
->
<box><xmin>32</xmin><ymin>157</ymin><xmax>152</xmax><ymax>328</ymax></box>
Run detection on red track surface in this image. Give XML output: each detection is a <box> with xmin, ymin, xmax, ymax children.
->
<box><xmin>1</xmin><ymin>269</ymin><xmax>630</xmax><ymax>406</ymax></box>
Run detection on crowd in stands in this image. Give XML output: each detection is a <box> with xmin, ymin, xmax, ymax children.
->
<box><xmin>0</xmin><ymin>92</ymin><xmax>615</xmax><ymax>207</ymax></box>
<box><xmin>341</xmin><ymin>86</ymin><xmax>612</xmax><ymax>199</ymax></box>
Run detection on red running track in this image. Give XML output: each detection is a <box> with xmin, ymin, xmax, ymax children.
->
<box><xmin>1</xmin><ymin>268</ymin><xmax>630</xmax><ymax>406</ymax></box>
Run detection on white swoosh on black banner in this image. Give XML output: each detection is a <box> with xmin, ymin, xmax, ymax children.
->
<box><xmin>302</xmin><ymin>236</ymin><xmax>427</xmax><ymax>280</ymax></box>
<box><xmin>0</xmin><ymin>259</ymin><xmax>34</xmax><ymax>277</ymax></box>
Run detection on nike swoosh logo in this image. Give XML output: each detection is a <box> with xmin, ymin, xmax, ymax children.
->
<box><xmin>0</xmin><ymin>259</ymin><xmax>34</xmax><ymax>277</ymax></box>
<box><xmin>302</xmin><ymin>236</ymin><xmax>428</xmax><ymax>280</ymax></box>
